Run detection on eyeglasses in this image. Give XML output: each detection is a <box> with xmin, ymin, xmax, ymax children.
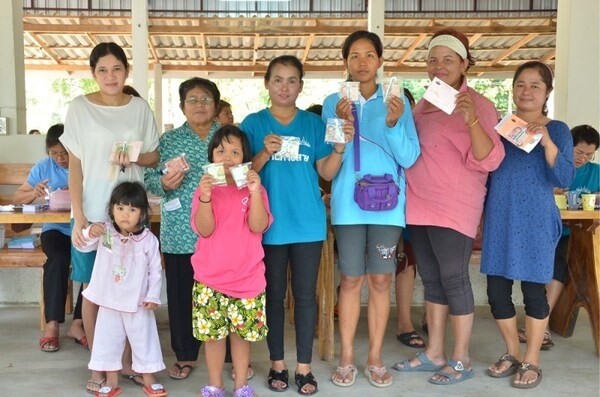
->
<box><xmin>574</xmin><ymin>149</ymin><xmax>596</xmax><ymax>160</ymax></box>
<box><xmin>184</xmin><ymin>96</ymin><xmax>214</xmax><ymax>106</ymax></box>
<box><xmin>49</xmin><ymin>150</ymin><xmax>68</xmax><ymax>158</ymax></box>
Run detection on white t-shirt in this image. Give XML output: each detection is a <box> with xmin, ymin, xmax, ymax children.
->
<box><xmin>60</xmin><ymin>95</ymin><xmax>159</xmax><ymax>222</ymax></box>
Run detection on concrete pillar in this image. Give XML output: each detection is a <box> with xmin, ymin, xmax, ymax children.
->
<box><xmin>153</xmin><ymin>63</ymin><xmax>163</xmax><ymax>133</ymax></box>
<box><xmin>0</xmin><ymin>0</ymin><xmax>26</xmax><ymax>135</ymax></box>
<box><xmin>131</xmin><ymin>1</ymin><xmax>149</xmax><ymax>99</ymax></box>
<box><xmin>368</xmin><ymin>0</ymin><xmax>386</xmax><ymax>79</ymax></box>
<box><xmin>555</xmin><ymin>0</ymin><xmax>600</xmax><ymax>130</ymax></box>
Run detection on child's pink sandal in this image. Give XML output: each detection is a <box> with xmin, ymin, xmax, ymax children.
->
<box><xmin>233</xmin><ymin>384</ymin><xmax>258</xmax><ymax>397</ymax></box>
<box><xmin>199</xmin><ymin>385</ymin><xmax>225</xmax><ymax>397</ymax></box>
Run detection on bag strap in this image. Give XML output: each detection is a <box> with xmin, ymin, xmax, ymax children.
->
<box><xmin>351</xmin><ymin>102</ymin><xmax>402</xmax><ymax>180</ymax></box>
<box><xmin>352</xmin><ymin>104</ymin><xmax>361</xmax><ymax>173</ymax></box>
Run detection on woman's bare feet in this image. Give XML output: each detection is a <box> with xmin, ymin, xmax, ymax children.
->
<box><xmin>67</xmin><ymin>319</ymin><xmax>88</xmax><ymax>348</ymax></box>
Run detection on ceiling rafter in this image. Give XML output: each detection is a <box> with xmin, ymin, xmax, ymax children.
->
<box><xmin>21</xmin><ymin>14</ymin><xmax>557</xmax><ymax>77</ymax></box>
<box><xmin>25</xmin><ymin>32</ymin><xmax>61</xmax><ymax>64</ymax></box>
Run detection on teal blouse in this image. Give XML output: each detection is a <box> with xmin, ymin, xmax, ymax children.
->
<box><xmin>144</xmin><ymin>121</ymin><xmax>219</xmax><ymax>254</ymax></box>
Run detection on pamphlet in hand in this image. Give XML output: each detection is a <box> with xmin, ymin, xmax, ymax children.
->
<box><xmin>422</xmin><ymin>77</ymin><xmax>459</xmax><ymax>115</ymax></box>
<box><xmin>108</xmin><ymin>141</ymin><xmax>143</xmax><ymax>163</ymax></box>
<box><xmin>495</xmin><ymin>113</ymin><xmax>542</xmax><ymax>153</ymax></box>
<box><xmin>382</xmin><ymin>76</ymin><xmax>402</xmax><ymax>104</ymax></box>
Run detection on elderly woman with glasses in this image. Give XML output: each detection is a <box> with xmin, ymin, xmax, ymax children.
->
<box><xmin>145</xmin><ymin>77</ymin><xmax>221</xmax><ymax>381</ymax></box>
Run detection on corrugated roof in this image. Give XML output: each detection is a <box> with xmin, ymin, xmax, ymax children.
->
<box><xmin>22</xmin><ymin>12</ymin><xmax>557</xmax><ymax>78</ymax></box>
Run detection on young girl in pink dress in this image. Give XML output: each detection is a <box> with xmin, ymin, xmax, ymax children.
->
<box><xmin>79</xmin><ymin>181</ymin><xmax>166</xmax><ymax>397</ymax></box>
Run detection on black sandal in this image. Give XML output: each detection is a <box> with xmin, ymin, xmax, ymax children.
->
<box><xmin>295</xmin><ymin>372</ymin><xmax>318</xmax><ymax>395</ymax></box>
<box><xmin>268</xmin><ymin>368</ymin><xmax>289</xmax><ymax>392</ymax></box>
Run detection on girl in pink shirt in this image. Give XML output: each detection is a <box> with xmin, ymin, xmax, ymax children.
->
<box><xmin>190</xmin><ymin>125</ymin><xmax>273</xmax><ymax>397</ymax></box>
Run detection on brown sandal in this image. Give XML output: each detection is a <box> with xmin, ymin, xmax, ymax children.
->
<box><xmin>512</xmin><ymin>362</ymin><xmax>542</xmax><ymax>389</ymax></box>
<box><xmin>487</xmin><ymin>353</ymin><xmax>520</xmax><ymax>378</ymax></box>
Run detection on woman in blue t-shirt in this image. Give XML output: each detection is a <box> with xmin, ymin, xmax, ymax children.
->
<box><xmin>13</xmin><ymin>124</ymin><xmax>85</xmax><ymax>353</ymax></box>
<box><xmin>241</xmin><ymin>55</ymin><xmax>352</xmax><ymax>395</ymax></box>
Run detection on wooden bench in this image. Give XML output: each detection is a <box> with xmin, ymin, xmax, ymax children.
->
<box><xmin>0</xmin><ymin>163</ymin><xmax>72</xmax><ymax>329</ymax></box>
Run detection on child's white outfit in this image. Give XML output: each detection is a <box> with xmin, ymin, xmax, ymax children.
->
<box><xmin>80</xmin><ymin>222</ymin><xmax>165</xmax><ymax>373</ymax></box>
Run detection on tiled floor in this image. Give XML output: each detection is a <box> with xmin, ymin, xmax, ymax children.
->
<box><xmin>1</xmin><ymin>305</ymin><xmax>598</xmax><ymax>396</ymax></box>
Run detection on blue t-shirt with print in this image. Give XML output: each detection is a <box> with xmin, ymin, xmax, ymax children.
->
<box><xmin>241</xmin><ymin>108</ymin><xmax>331</xmax><ymax>245</ymax></box>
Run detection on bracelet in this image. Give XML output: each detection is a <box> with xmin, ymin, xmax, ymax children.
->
<box><xmin>466</xmin><ymin>117</ymin><xmax>479</xmax><ymax>128</ymax></box>
<box><xmin>332</xmin><ymin>146</ymin><xmax>345</xmax><ymax>155</ymax></box>
<box><xmin>199</xmin><ymin>197</ymin><xmax>211</xmax><ymax>203</ymax></box>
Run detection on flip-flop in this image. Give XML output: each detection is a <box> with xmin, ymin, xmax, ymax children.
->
<box><xmin>86</xmin><ymin>379</ymin><xmax>106</xmax><ymax>395</ymax></box>
<box><xmin>121</xmin><ymin>373</ymin><xmax>144</xmax><ymax>387</ymax></box>
<box><xmin>39</xmin><ymin>336</ymin><xmax>59</xmax><ymax>352</ymax></box>
<box><xmin>396</xmin><ymin>331</ymin><xmax>425</xmax><ymax>348</ymax></box>
<box><xmin>331</xmin><ymin>364</ymin><xmax>357</xmax><ymax>387</ymax></box>
<box><xmin>392</xmin><ymin>351</ymin><xmax>444</xmax><ymax>372</ymax></box>
<box><xmin>512</xmin><ymin>362</ymin><xmax>542</xmax><ymax>389</ymax></box>
<box><xmin>486</xmin><ymin>353</ymin><xmax>520</xmax><ymax>378</ymax></box>
<box><xmin>364</xmin><ymin>365</ymin><xmax>393</xmax><ymax>388</ymax></box>
<box><xmin>96</xmin><ymin>386</ymin><xmax>122</xmax><ymax>397</ymax></box>
<box><xmin>169</xmin><ymin>363</ymin><xmax>194</xmax><ymax>380</ymax></box>
<box><xmin>142</xmin><ymin>384</ymin><xmax>168</xmax><ymax>397</ymax></box>
<box><xmin>74</xmin><ymin>335</ymin><xmax>89</xmax><ymax>349</ymax></box>
<box><xmin>428</xmin><ymin>360</ymin><xmax>475</xmax><ymax>385</ymax></box>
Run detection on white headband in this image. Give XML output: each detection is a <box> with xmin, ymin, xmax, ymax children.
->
<box><xmin>428</xmin><ymin>35</ymin><xmax>468</xmax><ymax>59</ymax></box>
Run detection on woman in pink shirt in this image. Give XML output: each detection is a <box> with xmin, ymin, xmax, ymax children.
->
<box><xmin>393</xmin><ymin>28</ymin><xmax>504</xmax><ymax>385</ymax></box>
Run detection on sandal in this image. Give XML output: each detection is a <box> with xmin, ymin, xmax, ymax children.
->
<box><xmin>517</xmin><ymin>327</ymin><xmax>527</xmax><ymax>343</ymax></box>
<box><xmin>231</xmin><ymin>364</ymin><xmax>255</xmax><ymax>381</ymax></box>
<box><xmin>364</xmin><ymin>365</ymin><xmax>393</xmax><ymax>388</ymax></box>
<box><xmin>121</xmin><ymin>373</ymin><xmax>144</xmax><ymax>387</ymax></box>
<box><xmin>233</xmin><ymin>384</ymin><xmax>258</xmax><ymax>397</ymax></box>
<box><xmin>86</xmin><ymin>378</ymin><xmax>106</xmax><ymax>394</ymax></box>
<box><xmin>267</xmin><ymin>368</ymin><xmax>289</xmax><ymax>392</ymax></box>
<box><xmin>512</xmin><ymin>362</ymin><xmax>542</xmax><ymax>389</ymax></box>
<box><xmin>295</xmin><ymin>372</ymin><xmax>318</xmax><ymax>395</ymax></box>
<box><xmin>396</xmin><ymin>331</ymin><xmax>425</xmax><ymax>348</ymax></box>
<box><xmin>39</xmin><ymin>336</ymin><xmax>59</xmax><ymax>352</ymax></box>
<box><xmin>487</xmin><ymin>353</ymin><xmax>520</xmax><ymax>378</ymax></box>
<box><xmin>200</xmin><ymin>385</ymin><xmax>225</xmax><ymax>397</ymax></box>
<box><xmin>331</xmin><ymin>364</ymin><xmax>357</xmax><ymax>387</ymax></box>
<box><xmin>169</xmin><ymin>362</ymin><xmax>194</xmax><ymax>380</ymax></box>
<box><xmin>428</xmin><ymin>360</ymin><xmax>475</xmax><ymax>385</ymax></box>
<box><xmin>541</xmin><ymin>330</ymin><xmax>555</xmax><ymax>350</ymax></box>
<box><xmin>96</xmin><ymin>386</ymin><xmax>121</xmax><ymax>397</ymax></box>
<box><xmin>142</xmin><ymin>384</ymin><xmax>168</xmax><ymax>397</ymax></box>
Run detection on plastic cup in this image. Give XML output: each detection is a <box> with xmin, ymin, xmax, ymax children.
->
<box><xmin>581</xmin><ymin>194</ymin><xmax>597</xmax><ymax>211</ymax></box>
<box><xmin>566</xmin><ymin>191</ymin><xmax>580</xmax><ymax>210</ymax></box>
<box><xmin>554</xmin><ymin>194</ymin><xmax>567</xmax><ymax>210</ymax></box>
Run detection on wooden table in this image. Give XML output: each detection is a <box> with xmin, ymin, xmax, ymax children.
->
<box><xmin>550</xmin><ymin>210</ymin><xmax>600</xmax><ymax>355</ymax></box>
<box><xmin>0</xmin><ymin>206</ymin><xmax>161</xmax><ymax>224</ymax></box>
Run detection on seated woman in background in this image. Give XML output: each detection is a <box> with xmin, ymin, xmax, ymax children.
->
<box><xmin>13</xmin><ymin>123</ymin><xmax>85</xmax><ymax>352</ymax></box>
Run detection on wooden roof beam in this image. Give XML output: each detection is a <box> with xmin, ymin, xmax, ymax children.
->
<box><xmin>395</xmin><ymin>33</ymin><xmax>427</xmax><ymax>67</ymax></box>
<box><xmin>490</xmin><ymin>33</ymin><xmax>538</xmax><ymax>66</ymax></box>
<box><xmin>26</xmin><ymin>32</ymin><xmax>61</xmax><ymax>64</ymax></box>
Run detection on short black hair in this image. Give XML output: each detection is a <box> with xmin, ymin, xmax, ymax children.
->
<box><xmin>45</xmin><ymin>124</ymin><xmax>64</xmax><ymax>151</ymax></box>
<box><xmin>107</xmin><ymin>181</ymin><xmax>150</xmax><ymax>228</ymax></box>
<box><xmin>306</xmin><ymin>104</ymin><xmax>323</xmax><ymax>116</ymax></box>
<box><xmin>572</xmin><ymin>124</ymin><xmax>600</xmax><ymax>150</ymax></box>
<box><xmin>207</xmin><ymin>125</ymin><xmax>252</xmax><ymax>164</ymax></box>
